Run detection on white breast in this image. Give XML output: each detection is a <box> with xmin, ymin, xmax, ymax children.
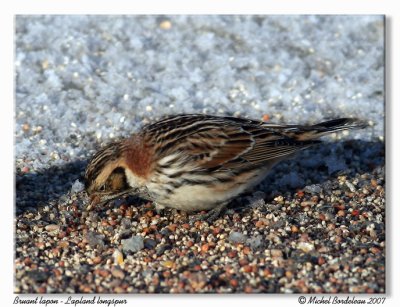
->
<box><xmin>160</xmin><ymin>184</ymin><xmax>235</xmax><ymax>211</ymax></box>
<box><xmin>124</xmin><ymin>169</ymin><xmax>147</xmax><ymax>188</ymax></box>
<box><xmin>148</xmin><ymin>167</ymin><xmax>270</xmax><ymax>212</ymax></box>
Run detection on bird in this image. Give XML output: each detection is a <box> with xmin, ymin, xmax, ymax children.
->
<box><xmin>84</xmin><ymin>113</ymin><xmax>367</xmax><ymax>221</ymax></box>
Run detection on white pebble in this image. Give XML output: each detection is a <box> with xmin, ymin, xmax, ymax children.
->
<box><xmin>71</xmin><ymin>179</ymin><xmax>84</xmax><ymax>193</ymax></box>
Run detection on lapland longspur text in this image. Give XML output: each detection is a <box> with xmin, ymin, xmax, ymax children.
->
<box><xmin>84</xmin><ymin>114</ymin><xmax>367</xmax><ymax>220</ymax></box>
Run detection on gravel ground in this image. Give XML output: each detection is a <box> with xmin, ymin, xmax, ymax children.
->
<box><xmin>15</xmin><ymin>15</ymin><xmax>385</xmax><ymax>293</ymax></box>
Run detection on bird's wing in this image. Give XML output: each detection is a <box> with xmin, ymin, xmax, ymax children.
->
<box><xmin>151</xmin><ymin>119</ymin><xmax>318</xmax><ymax>171</ymax></box>
<box><xmin>185</xmin><ymin>126</ymin><xmax>254</xmax><ymax>169</ymax></box>
<box><xmin>192</xmin><ymin>126</ymin><xmax>319</xmax><ymax>169</ymax></box>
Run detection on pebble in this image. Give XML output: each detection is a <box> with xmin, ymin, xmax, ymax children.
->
<box><xmin>229</xmin><ymin>231</ymin><xmax>247</xmax><ymax>244</ymax></box>
<box><xmin>345</xmin><ymin>181</ymin><xmax>357</xmax><ymax>192</ymax></box>
<box><xmin>291</xmin><ymin>225</ymin><xmax>299</xmax><ymax>233</ymax></box>
<box><xmin>159</xmin><ymin>20</ymin><xmax>172</xmax><ymax>30</ymax></box>
<box><xmin>95</xmin><ymin>269</ymin><xmax>110</xmax><ymax>278</ymax></box>
<box><xmin>22</xmin><ymin>123</ymin><xmax>30</xmax><ymax>132</ymax></box>
<box><xmin>27</xmin><ymin>270</ymin><xmax>49</xmax><ymax>283</ymax></box>
<box><xmin>114</xmin><ymin>286</ymin><xmax>125</xmax><ymax>294</ymax></box>
<box><xmin>230</xmin><ymin>279</ymin><xmax>239</xmax><ymax>287</ymax></box>
<box><xmin>201</xmin><ymin>244</ymin><xmax>209</xmax><ymax>252</ymax></box>
<box><xmin>45</xmin><ymin>224</ymin><xmax>60</xmax><ymax>232</ymax></box>
<box><xmin>243</xmin><ymin>265</ymin><xmax>253</xmax><ymax>273</ymax></box>
<box><xmin>255</xmin><ymin>220</ymin><xmax>264</xmax><ymax>228</ymax></box>
<box><xmin>71</xmin><ymin>180</ymin><xmax>85</xmax><ymax>193</ymax></box>
<box><xmin>247</xmin><ymin>235</ymin><xmax>263</xmax><ymax>249</ymax></box>
<box><xmin>271</xmin><ymin>249</ymin><xmax>283</xmax><ymax>258</ymax></box>
<box><xmin>297</xmin><ymin>242</ymin><xmax>315</xmax><ymax>253</ymax></box>
<box><xmin>304</xmin><ymin>184</ymin><xmax>322</xmax><ymax>194</ymax></box>
<box><xmin>162</xmin><ymin>261</ymin><xmax>174</xmax><ymax>268</ymax></box>
<box><xmin>143</xmin><ymin>238</ymin><xmax>157</xmax><ymax>249</ymax></box>
<box><xmin>122</xmin><ymin>236</ymin><xmax>144</xmax><ymax>253</ymax></box>
<box><xmin>156</xmin><ymin>244</ymin><xmax>172</xmax><ymax>256</ymax></box>
<box><xmin>111</xmin><ymin>268</ymin><xmax>125</xmax><ymax>279</ymax></box>
<box><xmin>285</xmin><ymin>271</ymin><xmax>293</xmax><ymax>279</ymax></box>
<box><xmin>86</xmin><ymin>231</ymin><xmax>105</xmax><ymax>251</ymax></box>
<box><xmin>58</xmin><ymin>241</ymin><xmax>69</xmax><ymax>248</ymax></box>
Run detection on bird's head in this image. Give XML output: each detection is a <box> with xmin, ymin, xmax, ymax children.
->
<box><xmin>84</xmin><ymin>141</ymin><xmax>130</xmax><ymax>201</ymax></box>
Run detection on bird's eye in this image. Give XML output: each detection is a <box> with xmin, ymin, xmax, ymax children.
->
<box><xmin>99</xmin><ymin>184</ymin><xmax>106</xmax><ymax>192</ymax></box>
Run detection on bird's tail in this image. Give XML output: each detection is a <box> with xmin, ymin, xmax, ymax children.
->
<box><xmin>280</xmin><ymin>118</ymin><xmax>368</xmax><ymax>141</ymax></box>
<box><xmin>312</xmin><ymin>118</ymin><xmax>368</xmax><ymax>131</ymax></box>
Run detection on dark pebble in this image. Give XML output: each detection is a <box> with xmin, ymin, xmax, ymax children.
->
<box><xmin>86</xmin><ymin>231</ymin><xmax>105</xmax><ymax>251</ymax></box>
<box><xmin>144</xmin><ymin>238</ymin><xmax>157</xmax><ymax>249</ymax></box>
<box><xmin>156</xmin><ymin>244</ymin><xmax>172</xmax><ymax>256</ymax></box>
<box><xmin>119</xmin><ymin>229</ymin><xmax>132</xmax><ymax>239</ymax></box>
<box><xmin>160</xmin><ymin>228</ymin><xmax>172</xmax><ymax>236</ymax></box>
<box><xmin>27</xmin><ymin>270</ymin><xmax>49</xmax><ymax>283</ymax></box>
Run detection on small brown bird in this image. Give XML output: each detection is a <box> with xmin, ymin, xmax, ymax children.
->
<box><xmin>84</xmin><ymin>114</ymin><xmax>366</xmax><ymax>221</ymax></box>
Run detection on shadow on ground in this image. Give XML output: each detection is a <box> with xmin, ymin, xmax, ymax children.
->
<box><xmin>259</xmin><ymin>139</ymin><xmax>384</xmax><ymax>196</ymax></box>
<box><xmin>15</xmin><ymin>159</ymin><xmax>88</xmax><ymax>215</ymax></box>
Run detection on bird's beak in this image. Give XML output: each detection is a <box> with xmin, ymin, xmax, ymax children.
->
<box><xmin>86</xmin><ymin>189</ymin><xmax>137</xmax><ymax>210</ymax></box>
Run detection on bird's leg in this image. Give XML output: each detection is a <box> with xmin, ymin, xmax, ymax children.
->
<box><xmin>154</xmin><ymin>203</ymin><xmax>165</xmax><ymax>214</ymax></box>
<box><xmin>190</xmin><ymin>201</ymin><xmax>229</xmax><ymax>224</ymax></box>
<box><xmin>134</xmin><ymin>187</ymin><xmax>154</xmax><ymax>202</ymax></box>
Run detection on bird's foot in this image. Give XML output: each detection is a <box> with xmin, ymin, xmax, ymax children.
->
<box><xmin>190</xmin><ymin>202</ymin><xmax>228</xmax><ymax>224</ymax></box>
<box><xmin>154</xmin><ymin>203</ymin><xmax>165</xmax><ymax>215</ymax></box>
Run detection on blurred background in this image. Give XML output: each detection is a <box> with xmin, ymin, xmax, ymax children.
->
<box><xmin>15</xmin><ymin>15</ymin><xmax>384</xmax><ymax>173</ymax></box>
